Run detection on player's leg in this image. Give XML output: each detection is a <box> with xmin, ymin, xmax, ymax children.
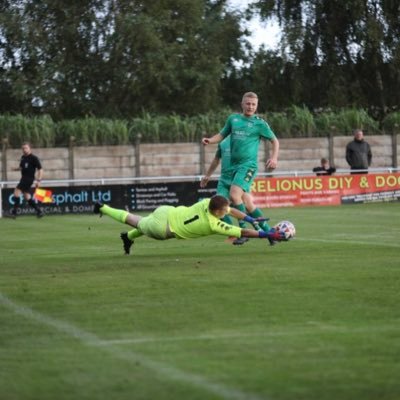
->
<box><xmin>120</xmin><ymin>217</ymin><xmax>145</xmax><ymax>255</ymax></box>
<box><xmin>120</xmin><ymin>231</ymin><xmax>138</xmax><ymax>255</ymax></box>
<box><xmin>229</xmin><ymin>166</ymin><xmax>256</xmax><ymax>217</ymax></box>
<box><xmin>11</xmin><ymin>187</ymin><xmax>22</xmax><ymax>217</ymax></box>
<box><xmin>94</xmin><ymin>202</ymin><xmax>142</xmax><ymax>254</ymax></box>
<box><xmin>119</xmin><ymin>206</ymin><xmax>173</xmax><ymax>254</ymax></box>
<box><xmin>137</xmin><ymin>206</ymin><xmax>173</xmax><ymax>240</ymax></box>
<box><xmin>231</xmin><ymin>169</ymin><xmax>276</xmax><ymax>246</ymax></box>
<box><xmin>229</xmin><ymin>184</ymin><xmax>250</xmax><ymax>245</ymax></box>
<box><xmin>229</xmin><ymin>184</ymin><xmax>248</xmax><ymax>224</ymax></box>
<box><xmin>243</xmin><ymin>192</ymin><xmax>271</xmax><ymax>231</ymax></box>
<box><xmin>25</xmin><ymin>191</ymin><xmax>43</xmax><ymax>217</ymax></box>
<box><xmin>216</xmin><ymin>180</ymin><xmax>234</xmax><ymax>225</ymax></box>
<box><xmin>94</xmin><ymin>202</ymin><xmax>136</xmax><ymax>226</ymax></box>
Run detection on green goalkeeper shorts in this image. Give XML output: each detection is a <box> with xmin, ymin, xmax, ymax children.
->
<box><xmin>138</xmin><ymin>205</ymin><xmax>174</xmax><ymax>240</ymax></box>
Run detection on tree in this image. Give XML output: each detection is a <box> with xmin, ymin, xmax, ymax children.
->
<box><xmin>252</xmin><ymin>0</ymin><xmax>400</xmax><ymax>118</ymax></box>
<box><xmin>0</xmin><ymin>0</ymin><xmax>248</xmax><ymax>118</ymax></box>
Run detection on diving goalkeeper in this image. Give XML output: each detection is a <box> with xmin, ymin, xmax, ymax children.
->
<box><xmin>94</xmin><ymin>195</ymin><xmax>286</xmax><ymax>255</ymax></box>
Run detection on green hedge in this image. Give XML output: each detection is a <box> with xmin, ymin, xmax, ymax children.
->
<box><xmin>1</xmin><ymin>108</ymin><xmax>397</xmax><ymax>148</ymax></box>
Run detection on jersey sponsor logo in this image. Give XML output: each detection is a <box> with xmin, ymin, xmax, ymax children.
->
<box><xmin>234</xmin><ymin>130</ymin><xmax>248</xmax><ymax>137</ymax></box>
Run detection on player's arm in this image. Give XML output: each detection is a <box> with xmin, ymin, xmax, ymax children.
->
<box><xmin>202</xmin><ymin>133</ymin><xmax>224</xmax><ymax>146</ymax></box>
<box><xmin>214</xmin><ymin>216</ymin><xmax>286</xmax><ymax>241</ymax></box>
<box><xmin>229</xmin><ymin>207</ymin><xmax>267</xmax><ymax>230</ymax></box>
<box><xmin>200</xmin><ymin>156</ymin><xmax>220</xmax><ymax>188</ymax></box>
<box><xmin>228</xmin><ymin>206</ymin><xmax>247</xmax><ymax>220</ymax></box>
<box><xmin>241</xmin><ymin>228</ymin><xmax>265</xmax><ymax>238</ymax></box>
<box><xmin>266</xmin><ymin>138</ymin><xmax>279</xmax><ymax>170</ymax></box>
<box><xmin>36</xmin><ymin>168</ymin><xmax>43</xmax><ymax>187</ymax></box>
<box><xmin>240</xmin><ymin>228</ymin><xmax>285</xmax><ymax>241</ymax></box>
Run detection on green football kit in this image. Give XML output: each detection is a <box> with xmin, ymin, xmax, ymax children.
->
<box><xmin>215</xmin><ymin>136</ymin><xmax>233</xmax><ymax>200</ymax></box>
<box><xmin>220</xmin><ymin>113</ymin><xmax>276</xmax><ymax>192</ymax></box>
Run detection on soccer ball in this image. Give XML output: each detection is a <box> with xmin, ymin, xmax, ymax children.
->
<box><xmin>274</xmin><ymin>220</ymin><xmax>296</xmax><ymax>240</ymax></box>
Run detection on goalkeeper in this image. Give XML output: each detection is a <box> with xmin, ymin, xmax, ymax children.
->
<box><xmin>94</xmin><ymin>195</ymin><xmax>285</xmax><ymax>255</ymax></box>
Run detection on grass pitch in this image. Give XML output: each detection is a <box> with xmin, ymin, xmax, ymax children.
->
<box><xmin>1</xmin><ymin>202</ymin><xmax>399</xmax><ymax>400</ymax></box>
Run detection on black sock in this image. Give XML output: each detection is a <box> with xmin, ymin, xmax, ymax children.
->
<box><xmin>28</xmin><ymin>198</ymin><xmax>40</xmax><ymax>211</ymax></box>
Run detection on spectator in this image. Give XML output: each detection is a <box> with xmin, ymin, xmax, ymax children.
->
<box><xmin>346</xmin><ymin>129</ymin><xmax>372</xmax><ymax>174</ymax></box>
<box><xmin>312</xmin><ymin>158</ymin><xmax>336</xmax><ymax>176</ymax></box>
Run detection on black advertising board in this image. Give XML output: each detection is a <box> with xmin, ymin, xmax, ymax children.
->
<box><xmin>130</xmin><ymin>182</ymin><xmax>217</xmax><ymax>210</ymax></box>
<box><xmin>1</xmin><ymin>181</ymin><xmax>217</xmax><ymax>216</ymax></box>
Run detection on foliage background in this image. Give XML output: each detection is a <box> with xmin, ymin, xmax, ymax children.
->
<box><xmin>1</xmin><ymin>0</ymin><xmax>400</xmax><ymax>144</ymax></box>
<box><xmin>1</xmin><ymin>108</ymin><xmax>399</xmax><ymax>147</ymax></box>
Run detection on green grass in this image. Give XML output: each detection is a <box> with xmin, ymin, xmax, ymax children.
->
<box><xmin>1</xmin><ymin>202</ymin><xmax>400</xmax><ymax>400</ymax></box>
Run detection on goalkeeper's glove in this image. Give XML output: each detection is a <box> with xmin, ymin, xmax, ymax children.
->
<box><xmin>243</xmin><ymin>215</ymin><xmax>269</xmax><ymax>229</ymax></box>
<box><xmin>258</xmin><ymin>228</ymin><xmax>287</xmax><ymax>242</ymax></box>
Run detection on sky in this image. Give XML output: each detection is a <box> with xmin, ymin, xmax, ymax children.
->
<box><xmin>227</xmin><ymin>0</ymin><xmax>281</xmax><ymax>50</ymax></box>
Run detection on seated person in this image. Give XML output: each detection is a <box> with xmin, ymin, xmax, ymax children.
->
<box><xmin>312</xmin><ymin>158</ymin><xmax>336</xmax><ymax>176</ymax></box>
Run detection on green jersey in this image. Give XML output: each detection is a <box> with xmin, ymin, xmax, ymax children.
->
<box><xmin>215</xmin><ymin>136</ymin><xmax>233</xmax><ymax>199</ymax></box>
<box><xmin>220</xmin><ymin>113</ymin><xmax>276</xmax><ymax>167</ymax></box>
<box><xmin>216</xmin><ymin>136</ymin><xmax>232</xmax><ymax>179</ymax></box>
<box><xmin>168</xmin><ymin>198</ymin><xmax>241</xmax><ymax>239</ymax></box>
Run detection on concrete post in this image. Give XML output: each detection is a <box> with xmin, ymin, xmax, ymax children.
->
<box><xmin>2</xmin><ymin>138</ymin><xmax>8</xmax><ymax>181</ymax></box>
<box><xmin>68</xmin><ymin>136</ymin><xmax>75</xmax><ymax>180</ymax></box>
<box><xmin>392</xmin><ymin>125</ymin><xmax>398</xmax><ymax>168</ymax></box>
<box><xmin>329</xmin><ymin>126</ymin><xmax>336</xmax><ymax>166</ymax></box>
<box><xmin>199</xmin><ymin>132</ymin><xmax>206</xmax><ymax>175</ymax></box>
<box><xmin>135</xmin><ymin>133</ymin><xmax>142</xmax><ymax>177</ymax></box>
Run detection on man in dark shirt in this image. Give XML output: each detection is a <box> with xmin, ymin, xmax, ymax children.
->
<box><xmin>346</xmin><ymin>129</ymin><xmax>372</xmax><ymax>174</ymax></box>
<box><xmin>11</xmin><ymin>142</ymin><xmax>44</xmax><ymax>218</ymax></box>
<box><xmin>312</xmin><ymin>158</ymin><xmax>336</xmax><ymax>176</ymax></box>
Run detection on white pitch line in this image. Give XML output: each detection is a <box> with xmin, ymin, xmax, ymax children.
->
<box><xmin>296</xmin><ymin>237</ymin><xmax>400</xmax><ymax>248</ymax></box>
<box><xmin>0</xmin><ymin>292</ymin><xmax>266</xmax><ymax>400</ymax></box>
<box><xmin>98</xmin><ymin>324</ymin><xmax>400</xmax><ymax>346</ymax></box>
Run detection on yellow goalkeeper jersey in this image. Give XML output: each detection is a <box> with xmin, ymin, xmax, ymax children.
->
<box><xmin>167</xmin><ymin>198</ymin><xmax>241</xmax><ymax>239</ymax></box>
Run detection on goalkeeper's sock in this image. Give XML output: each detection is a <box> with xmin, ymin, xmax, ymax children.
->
<box><xmin>221</xmin><ymin>215</ymin><xmax>234</xmax><ymax>225</ymax></box>
<box><xmin>250</xmin><ymin>208</ymin><xmax>271</xmax><ymax>231</ymax></box>
<box><xmin>100</xmin><ymin>204</ymin><xmax>129</xmax><ymax>223</ymax></box>
<box><xmin>232</xmin><ymin>203</ymin><xmax>247</xmax><ymax>228</ymax></box>
<box><xmin>128</xmin><ymin>229</ymin><xmax>143</xmax><ymax>240</ymax></box>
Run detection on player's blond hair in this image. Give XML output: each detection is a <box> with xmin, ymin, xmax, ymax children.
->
<box><xmin>242</xmin><ymin>92</ymin><xmax>258</xmax><ymax>101</ymax></box>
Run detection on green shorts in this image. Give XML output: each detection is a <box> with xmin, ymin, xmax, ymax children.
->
<box><xmin>216</xmin><ymin>175</ymin><xmax>232</xmax><ymax>200</ymax></box>
<box><xmin>138</xmin><ymin>205</ymin><xmax>174</xmax><ymax>240</ymax></box>
<box><xmin>231</xmin><ymin>165</ymin><xmax>257</xmax><ymax>193</ymax></box>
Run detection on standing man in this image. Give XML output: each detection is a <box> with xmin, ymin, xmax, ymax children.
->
<box><xmin>346</xmin><ymin>129</ymin><xmax>372</xmax><ymax>174</ymax></box>
<box><xmin>201</xmin><ymin>92</ymin><xmax>279</xmax><ymax>231</ymax></box>
<box><xmin>11</xmin><ymin>142</ymin><xmax>44</xmax><ymax>218</ymax></box>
